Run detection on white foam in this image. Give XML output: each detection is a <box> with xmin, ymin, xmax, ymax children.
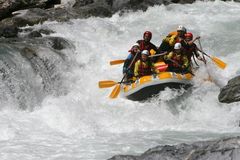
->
<box><xmin>1</xmin><ymin>1</ymin><xmax>240</xmax><ymax>159</ymax></box>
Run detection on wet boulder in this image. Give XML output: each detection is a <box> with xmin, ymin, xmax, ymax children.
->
<box><xmin>109</xmin><ymin>137</ymin><xmax>240</xmax><ymax>160</ymax></box>
<box><xmin>28</xmin><ymin>31</ymin><xmax>42</xmax><ymax>38</ymax></box>
<box><xmin>0</xmin><ymin>25</ymin><xmax>18</xmax><ymax>38</ymax></box>
<box><xmin>218</xmin><ymin>75</ymin><xmax>240</xmax><ymax>103</ymax></box>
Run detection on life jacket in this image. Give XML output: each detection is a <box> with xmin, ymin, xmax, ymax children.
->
<box><xmin>169</xmin><ymin>53</ymin><xmax>183</xmax><ymax>68</ymax></box>
<box><xmin>131</xmin><ymin>52</ymin><xmax>141</xmax><ymax>69</ymax></box>
<box><xmin>138</xmin><ymin>60</ymin><xmax>152</xmax><ymax>76</ymax></box>
<box><xmin>137</xmin><ymin>40</ymin><xmax>156</xmax><ymax>52</ymax></box>
<box><xmin>163</xmin><ymin>31</ymin><xmax>184</xmax><ymax>46</ymax></box>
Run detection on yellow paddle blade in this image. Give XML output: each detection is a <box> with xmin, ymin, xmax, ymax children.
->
<box><xmin>110</xmin><ymin>60</ymin><xmax>125</xmax><ymax>65</ymax></box>
<box><xmin>211</xmin><ymin>56</ymin><xmax>227</xmax><ymax>69</ymax></box>
<box><xmin>109</xmin><ymin>84</ymin><xmax>121</xmax><ymax>99</ymax></box>
<box><xmin>98</xmin><ymin>80</ymin><xmax>117</xmax><ymax>88</ymax></box>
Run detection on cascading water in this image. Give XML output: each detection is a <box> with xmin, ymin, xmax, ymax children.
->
<box><xmin>0</xmin><ymin>1</ymin><xmax>240</xmax><ymax>160</ymax></box>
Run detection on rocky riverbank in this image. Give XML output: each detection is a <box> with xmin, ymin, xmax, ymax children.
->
<box><xmin>0</xmin><ymin>0</ymin><xmax>201</xmax><ymax>38</ymax></box>
<box><xmin>109</xmin><ymin>136</ymin><xmax>240</xmax><ymax>160</ymax></box>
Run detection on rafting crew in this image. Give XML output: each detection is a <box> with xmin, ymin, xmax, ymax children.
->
<box><xmin>99</xmin><ymin>25</ymin><xmax>227</xmax><ymax>99</ymax></box>
<box><xmin>122</xmin><ymin>26</ymin><xmax>207</xmax><ymax>80</ymax></box>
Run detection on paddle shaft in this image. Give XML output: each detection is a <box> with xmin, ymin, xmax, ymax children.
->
<box><xmin>149</xmin><ymin>51</ymin><xmax>168</xmax><ymax>57</ymax></box>
<box><xmin>198</xmin><ymin>39</ymin><xmax>207</xmax><ymax>64</ymax></box>
<box><xmin>196</xmin><ymin>41</ymin><xmax>211</xmax><ymax>59</ymax></box>
<box><xmin>120</xmin><ymin>50</ymin><xmax>140</xmax><ymax>84</ymax></box>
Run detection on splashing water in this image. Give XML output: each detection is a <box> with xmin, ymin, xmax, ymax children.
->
<box><xmin>0</xmin><ymin>1</ymin><xmax>240</xmax><ymax>160</ymax></box>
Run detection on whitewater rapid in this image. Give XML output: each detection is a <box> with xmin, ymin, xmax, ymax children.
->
<box><xmin>1</xmin><ymin>1</ymin><xmax>240</xmax><ymax>160</ymax></box>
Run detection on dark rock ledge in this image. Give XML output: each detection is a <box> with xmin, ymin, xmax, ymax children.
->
<box><xmin>219</xmin><ymin>75</ymin><xmax>240</xmax><ymax>103</ymax></box>
<box><xmin>0</xmin><ymin>0</ymin><xmax>197</xmax><ymax>38</ymax></box>
<box><xmin>109</xmin><ymin>136</ymin><xmax>240</xmax><ymax>160</ymax></box>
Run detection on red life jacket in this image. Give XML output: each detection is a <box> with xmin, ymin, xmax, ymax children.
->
<box><xmin>138</xmin><ymin>61</ymin><xmax>152</xmax><ymax>76</ymax></box>
<box><xmin>138</xmin><ymin>40</ymin><xmax>156</xmax><ymax>52</ymax></box>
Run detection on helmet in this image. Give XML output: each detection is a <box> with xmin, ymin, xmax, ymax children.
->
<box><xmin>141</xmin><ymin>50</ymin><xmax>149</xmax><ymax>56</ymax></box>
<box><xmin>132</xmin><ymin>43</ymin><xmax>140</xmax><ymax>48</ymax></box>
<box><xmin>174</xmin><ymin>43</ymin><xmax>182</xmax><ymax>50</ymax></box>
<box><xmin>185</xmin><ymin>32</ymin><xmax>193</xmax><ymax>40</ymax></box>
<box><xmin>143</xmin><ymin>31</ymin><xmax>152</xmax><ymax>39</ymax></box>
<box><xmin>177</xmin><ymin>25</ymin><xmax>187</xmax><ymax>33</ymax></box>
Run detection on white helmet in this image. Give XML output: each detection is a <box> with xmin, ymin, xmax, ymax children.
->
<box><xmin>174</xmin><ymin>43</ymin><xmax>182</xmax><ymax>50</ymax></box>
<box><xmin>177</xmin><ymin>25</ymin><xmax>187</xmax><ymax>32</ymax></box>
<box><xmin>132</xmin><ymin>43</ymin><xmax>140</xmax><ymax>48</ymax></box>
<box><xmin>141</xmin><ymin>50</ymin><xmax>149</xmax><ymax>56</ymax></box>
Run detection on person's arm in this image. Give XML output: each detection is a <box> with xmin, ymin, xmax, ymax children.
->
<box><xmin>134</xmin><ymin>60</ymin><xmax>140</xmax><ymax>77</ymax></box>
<box><xmin>182</xmin><ymin>56</ymin><xmax>189</xmax><ymax>69</ymax></box>
<box><xmin>164</xmin><ymin>52</ymin><xmax>173</xmax><ymax>60</ymax></box>
<box><xmin>123</xmin><ymin>54</ymin><xmax>133</xmax><ymax>73</ymax></box>
<box><xmin>187</xmin><ymin>36</ymin><xmax>200</xmax><ymax>45</ymax></box>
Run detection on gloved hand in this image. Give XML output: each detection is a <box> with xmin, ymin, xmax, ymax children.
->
<box><xmin>123</xmin><ymin>67</ymin><xmax>127</xmax><ymax>74</ymax></box>
<box><xmin>182</xmin><ymin>65</ymin><xmax>187</xmax><ymax>69</ymax></box>
<box><xmin>195</xmin><ymin>36</ymin><xmax>201</xmax><ymax>40</ymax></box>
<box><xmin>126</xmin><ymin>69</ymin><xmax>132</xmax><ymax>75</ymax></box>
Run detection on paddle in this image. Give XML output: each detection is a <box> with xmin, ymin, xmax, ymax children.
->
<box><xmin>109</xmin><ymin>52</ymin><xmax>168</xmax><ymax>66</ymax></box>
<box><xmin>197</xmin><ymin>40</ymin><xmax>226</xmax><ymax>69</ymax></box>
<box><xmin>110</xmin><ymin>60</ymin><xmax>125</xmax><ymax>65</ymax></box>
<box><xmin>98</xmin><ymin>80</ymin><xmax>117</xmax><ymax>88</ymax></box>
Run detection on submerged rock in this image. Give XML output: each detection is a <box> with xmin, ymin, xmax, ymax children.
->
<box><xmin>109</xmin><ymin>136</ymin><xmax>240</xmax><ymax>160</ymax></box>
<box><xmin>0</xmin><ymin>36</ymin><xmax>73</xmax><ymax>110</ymax></box>
<box><xmin>218</xmin><ymin>75</ymin><xmax>240</xmax><ymax>103</ymax></box>
<box><xmin>28</xmin><ymin>31</ymin><xmax>42</xmax><ymax>38</ymax></box>
<box><xmin>0</xmin><ymin>25</ymin><xmax>18</xmax><ymax>38</ymax></box>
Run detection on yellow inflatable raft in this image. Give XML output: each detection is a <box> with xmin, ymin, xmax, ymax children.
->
<box><xmin>122</xmin><ymin>72</ymin><xmax>193</xmax><ymax>101</ymax></box>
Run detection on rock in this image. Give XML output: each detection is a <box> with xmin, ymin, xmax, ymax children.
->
<box><xmin>73</xmin><ymin>0</ymin><xmax>94</xmax><ymax>7</ymax></box>
<box><xmin>218</xmin><ymin>75</ymin><xmax>240</xmax><ymax>103</ymax></box>
<box><xmin>0</xmin><ymin>25</ymin><xmax>18</xmax><ymax>38</ymax></box>
<box><xmin>28</xmin><ymin>31</ymin><xmax>42</xmax><ymax>38</ymax></box>
<box><xmin>47</xmin><ymin>37</ymin><xmax>70</xmax><ymax>50</ymax></box>
<box><xmin>45</xmin><ymin>0</ymin><xmax>61</xmax><ymax>8</ymax></box>
<box><xmin>20</xmin><ymin>47</ymin><xmax>38</xmax><ymax>59</ymax></box>
<box><xmin>38</xmin><ymin>29</ymin><xmax>55</xmax><ymax>35</ymax></box>
<box><xmin>109</xmin><ymin>137</ymin><xmax>240</xmax><ymax>160</ymax></box>
<box><xmin>0</xmin><ymin>0</ymin><xmax>60</xmax><ymax>20</ymax></box>
<box><xmin>73</xmin><ymin>0</ymin><xmax>112</xmax><ymax>18</ymax></box>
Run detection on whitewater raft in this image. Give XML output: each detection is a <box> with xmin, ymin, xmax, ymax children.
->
<box><xmin>122</xmin><ymin>72</ymin><xmax>193</xmax><ymax>101</ymax></box>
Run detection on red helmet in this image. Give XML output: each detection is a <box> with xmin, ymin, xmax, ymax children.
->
<box><xmin>143</xmin><ymin>31</ymin><xmax>152</xmax><ymax>39</ymax></box>
<box><xmin>185</xmin><ymin>32</ymin><xmax>193</xmax><ymax>40</ymax></box>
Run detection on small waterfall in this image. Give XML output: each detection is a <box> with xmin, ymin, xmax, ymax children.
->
<box><xmin>0</xmin><ymin>37</ymin><xmax>74</xmax><ymax>110</ymax></box>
